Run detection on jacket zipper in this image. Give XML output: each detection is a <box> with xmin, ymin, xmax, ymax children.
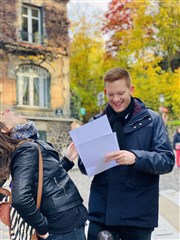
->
<box><xmin>54</xmin><ymin>177</ymin><xmax>67</xmax><ymax>196</ymax></box>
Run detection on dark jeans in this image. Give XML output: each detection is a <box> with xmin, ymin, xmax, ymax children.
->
<box><xmin>88</xmin><ymin>221</ymin><xmax>154</xmax><ymax>240</ymax></box>
<box><xmin>39</xmin><ymin>225</ymin><xmax>86</xmax><ymax>240</ymax></box>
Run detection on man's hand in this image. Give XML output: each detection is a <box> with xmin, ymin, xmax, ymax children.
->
<box><xmin>105</xmin><ymin>150</ymin><xmax>136</xmax><ymax>165</ymax></box>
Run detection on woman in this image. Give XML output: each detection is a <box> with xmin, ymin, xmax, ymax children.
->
<box><xmin>0</xmin><ymin>109</ymin><xmax>87</xmax><ymax>240</ymax></box>
<box><xmin>173</xmin><ymin>127</ymin><xmax>180</xmax><ymax>150</ymax></box>
<box><xmin>173</xmin><ymin>127</ymin><xmax>180</xmax><ymax>167</ymax></box>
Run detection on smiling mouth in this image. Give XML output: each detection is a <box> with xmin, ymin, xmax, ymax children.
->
<box><xmin>113</xmin><ymin>101</ymin><xmax>123</xmax><ymax>107</ymax></box>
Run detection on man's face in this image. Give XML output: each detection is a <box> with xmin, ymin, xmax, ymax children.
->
<box><xmin>105</xmin><ymin>79</ymin><xmax>134</xmax><ymax>113</ymax></box>
<box><xmin>0</xmin><ymin>110</ymin><xmax>27</xmax><ymax>130</ymax></box>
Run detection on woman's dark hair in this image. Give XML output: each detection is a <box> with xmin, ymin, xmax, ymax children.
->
<box><xmin>0</xmin><ymin>122</ymin><xmax>21</xmax><ymax>181</ymax></box>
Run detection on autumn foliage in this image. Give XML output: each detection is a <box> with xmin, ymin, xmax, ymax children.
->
<box><xmin>69</xmin><ymin>0</ymin><xmax>179</xmax><ymax>121</ymax></box>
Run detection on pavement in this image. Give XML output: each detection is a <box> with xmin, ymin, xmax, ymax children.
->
<box><xmin>69</xmin><ymin>165</ymin><xmax>180</xmax><ymax>240</ymax></box>
<box><xmin>0</xmin><ymin>166</ymin><xmax>179</xmax><ymax>240</ymax></box>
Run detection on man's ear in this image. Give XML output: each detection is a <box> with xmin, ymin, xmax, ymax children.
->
<box><xmin>130</xmin><ymin>85</ymin><xmax>135</xmax><ymax>95</ymax></box>
<box><xmin>104</xmin><ymin>88</ymin><xmax>106</xmax><ymax>95</ymax></box>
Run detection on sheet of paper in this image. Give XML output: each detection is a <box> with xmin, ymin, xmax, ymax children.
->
<box><xmin>77</xmin><ymin>133</ymin><xmax>119</xmax><ymax>176</ymax></box>
<box><xmin>69</xmin><ymin>115</ymin><xmax>112</xmax><ymax>145</ymax></box>
<box><xmin>69</xmin><ymin>115</ymin><xmax>120</xmax><ymax>176</ymax></box>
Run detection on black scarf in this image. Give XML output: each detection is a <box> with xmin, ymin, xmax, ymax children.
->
<box><xmin>104</xmin><ymin>97</ymin><xmax>134</xmax><ymax>150</ymax></box>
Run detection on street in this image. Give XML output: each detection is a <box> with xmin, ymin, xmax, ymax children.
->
<box><xmin>69</xmin><ymin>165</ymin><xmax>180</xmax><ymax>240</ymax></box>
<box><xmin>0</xmin><ymin>166</ymin><xmax>179</xmax><ymax>240</ymax></box>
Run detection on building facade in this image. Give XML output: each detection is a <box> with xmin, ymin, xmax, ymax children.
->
<box><xmin>0</xmin><ymin>0</ymin><xmax>78</xmax><ymax>155</ymax></box>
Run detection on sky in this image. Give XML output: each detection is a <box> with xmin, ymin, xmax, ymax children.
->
<box><xmin>68</xmin><ymin>0</ymin><xmax>110</xmax><ymax>12</ymax></box>
<box><xmin>67</xmin><ymin>0</ymin><xmax>111</xmax><ymax>40</ymax></box>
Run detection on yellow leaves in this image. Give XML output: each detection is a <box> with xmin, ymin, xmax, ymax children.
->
<box><xmin>18</xmin><ymin>56</ymin><xmax>25</xmax><ymax>60</ymax></box>
<box><xmin>28</xmin><ymin>56</ymin><xmax>34</xmax><ymax>60</ymax></box>
<box><xmin>18</xmin><ymin>55</ymin><xmax>45</xmax><ymax>62</ymax></box>
<box><xmin>69</xmin><ymin>0</ymin><xmax>179</xmax><ymax>119</ymax></box>
<box><xmin>131</xmin><ymin>62</ymin><xmax>180</xmax><ymax>118</ymax></box>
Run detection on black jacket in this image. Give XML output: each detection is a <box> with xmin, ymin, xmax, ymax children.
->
<box><xmin>78</xmin><ymin>98</ymin><xmax>175</xmax><ymax>228</ymax></box>
<box><xmin>173</xmin><ymin>131</ymin><xmax>180</xmax><ymax>149</ymax></box>
<box><xmin>11</xmin><ymin>140</ymin><xmax>83</xmax><ymax>235</ymax></box>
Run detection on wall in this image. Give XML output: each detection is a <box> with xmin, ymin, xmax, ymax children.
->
<box><xmin>0</xmin><ymin>0</ymin><xmax>75</xmax><ymax>148</ymax></box>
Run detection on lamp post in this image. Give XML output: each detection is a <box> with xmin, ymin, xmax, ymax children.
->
<box><xmin>159</xmin><ymin>94</ymin><xmax>168</xmax><ymax>125</ymax></box>
<box><xmin>97</xmin><ymin>92</ymin><xmax>105</xmax><ymax>113</ymax></box>
<box><xmin>159</xmin><ymin>94</ymin><xmax>165</xmax><ymax>104</ymax></box>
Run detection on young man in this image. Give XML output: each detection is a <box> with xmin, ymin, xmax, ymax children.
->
<box><xmin>78</xmin><ymin>67</ymin><xmax>175</xmax><ymax>240</ymax></box>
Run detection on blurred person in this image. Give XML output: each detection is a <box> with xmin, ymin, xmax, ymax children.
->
<box><xmin>173</xmin><ymin>126</ymin><xmax>180</xmax><ymax>167</ymax></box>
<box><xmin>173</xmin><ymin>127</ymin><xmax>180</xmax><ymax>150</ymax></box>
<box><xmin>0</xmin><ymin>109</ymin><xmax>87</xmax><ymax>240</ymax></box>
<box><xmin>78</xmin><ymin>67</ymin><xmax>175</xmax><ymax>240</ymax></box>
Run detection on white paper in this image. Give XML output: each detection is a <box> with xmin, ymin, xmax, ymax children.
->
<box><xmin>78</xmin><ymin>133</ymin><xmax>119</xmax><ymax>176</ymax></box>
<box><xmin>69</xmin><ymin>115</ymin><xmax>112</xmax><ymax>145</ymax></box>
<box><xmin>69</xmin><ymin>115</ymin><xmax>119</xmax><ymax>176</ymax></box>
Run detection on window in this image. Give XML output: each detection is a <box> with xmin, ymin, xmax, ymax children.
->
<box><xmin>16</xmin><ymin>65</ymin><xmax>50</xmax><ymax>108</ymax></box>
<box><xmin>21</xmin><ymin>5</ymin><xmax>42</xmax><ymax>44</ymax></box>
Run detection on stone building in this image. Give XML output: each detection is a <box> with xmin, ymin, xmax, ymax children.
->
<box><xmin>0</xmin><ymin>0</ymin><xmax>78</xmax><ymax>155</ymax></box>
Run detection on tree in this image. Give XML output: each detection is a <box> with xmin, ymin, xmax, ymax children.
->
<box><xmin>153</xmin><ymin>0</ymin><xmax>180</xmax><ymax>72</ymax></box>
<box><xmin>103</xmin><ymin>0</ymin><xmax>180</xmax><ymax>71</ymax></box>
<box><xmin>70</xmin><ymin>88</ymin><xmax>83</xmax><ymax>121</ymax></box>
<box><xmin>130</xmin><ymin>56</ymin><xmax>180</xmax><ymax>119</ymax></box>
<box><xmin>102</xmin><ymin>0</ymin><xmax>134</xmax><ymax>54</ymax></box>
<box><xmin>69</xmin><ymin>4</ymin><xmax>106</xmax><ymax>121</ymax></box>
<box><xmin>103</xmin><ymin>0</ymin><xmax>179</xmax><ymax>118</ymax></box>
<box><xmin>68</xmin><ymin>0</ymin><xmax>179</xmax><ymax>120</ymax></box>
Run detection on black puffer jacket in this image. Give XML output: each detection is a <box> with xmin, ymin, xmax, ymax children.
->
<box><xmin>11</xmin><ymin>140</ymin><xmax>83</xmax><ymax>235</ymax></box>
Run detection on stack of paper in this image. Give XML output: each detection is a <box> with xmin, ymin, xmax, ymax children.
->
<box><xmin>69</xmin><ymin>115</ymin><xmax>119</xmax><ymax>176</ymax></box>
